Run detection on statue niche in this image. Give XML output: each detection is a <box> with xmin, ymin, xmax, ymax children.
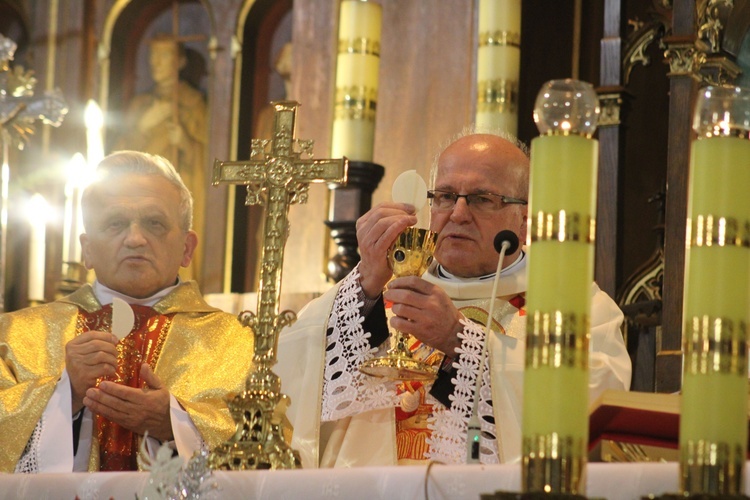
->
<box><xmin>115</xmin><ymin>37</ymin><xmax>208</xmax><ymax>287</ymax></box>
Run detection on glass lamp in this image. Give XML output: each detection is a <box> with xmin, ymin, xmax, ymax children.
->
<box><xmin>522</xmin><ymin>79</ymin><xmax>600</xmax><ymax>496</ymax></box>
<box><xmin>680</xmin><ymin>85</ymin><xmax>750</xmax><ymax>496</ymax></box>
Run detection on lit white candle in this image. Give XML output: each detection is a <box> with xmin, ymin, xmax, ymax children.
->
<box><xmin>63</xmin><ymin>153</ymin><xmax>87</xmax><ymax>263</ymax></box>
<box><xmin>84</xmin><ymin>100</ymin><xmax>104</xmax><ymax>167</ymax></box>
<box><xmin>27</xmin><ymin>194</ymin><xmax>49</xmax><ymax>302</ymax></box>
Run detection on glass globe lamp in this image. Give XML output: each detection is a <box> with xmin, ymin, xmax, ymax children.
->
<box><xmin>692</xmin><ymin>85</ymin><xmax>750</xmax><ymax>138</ymax></box>
<box><xmin>533</xmin><ymin>79</ymin><xmax>600</xmax><ymax>137</ymax></box>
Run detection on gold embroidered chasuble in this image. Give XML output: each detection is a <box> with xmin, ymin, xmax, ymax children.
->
<box><xmin>0</xmin><ymin>281</ymin><xmax>255</xmax><ymax>472</ymax></box>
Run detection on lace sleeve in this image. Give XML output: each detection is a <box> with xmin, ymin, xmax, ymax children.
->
<box><xmin>426</xmin><ymin>318</ymin><xmax>500</xmax><ymax>465</ymax></box>
<box><xmin>14</xmin><ymin>417</ymin><xmax>43</xmax><ymax>473</ymax></box>
<box><xmin>321</xmin><ymin>266</ymin><xmax>400</xmax><ymax>421</ymax></box>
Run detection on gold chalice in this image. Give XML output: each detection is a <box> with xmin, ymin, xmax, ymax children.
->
<box><xmin>359</xmin><ymin>226</ymin><xmax>438</xmax><ymax>381</ymax></box>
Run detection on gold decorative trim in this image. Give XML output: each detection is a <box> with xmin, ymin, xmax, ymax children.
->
<box><xmin>696</xmin><ymin>0</ymin><xmax>733</xmax><ymax>54</ymax></box>
<box><xmin>478</xmin><ymin>30</ymin><xmax>521</xmax><ymax>48</ymax></box>
<box><xmin>686</xmin><ymin>215</ymin><xmax>750</xmax><ymax>248</ymax></box>
<box><xmin>684</xmin><ymin>315</ymin><xmax>747</xmax><ymax>375</ymax></box>
<box><xmin>476</xmin><ymin>79</ymin><xmax>519</xmax><ymax>114</ymax></box>
<box><xmin>598</xmin><ymin>93</ymin><xmax>623</xmax><ymax>127</ymax></box>
<box><xmin>681</xmin><ymin>440</ymin><xmax>745</xmax><ymax>495</ymax></box>
<box><xmin>338</xmin><ymin>37</ymin><xmax>381</xmax><ymax>56</ymax></box>
<box><xmin>334</xmin><ymin>86</ymin><xmax>378</xmax><ymax>121</ymax></box>
<box><xmin>526</xmin><ymin>310</ymin><xmax>589</xmax><ymax>369</ymax></box>
<box><xmin>522</xmin><ymin>433</ymin><xmax>586</xmax><ymax>494</ymax></box>
<box><xmin>699</xmin><ymin>54</ymin><xmax>743</xmax><ymax>87</ymax></box>
<box><xmin>530</xmin><ymin>211</ymin><xmax>596</xmax><ymax>243</ymax></box>
<box><xmin>624</xmin><ymin>27</ymin><xmax>659</xmax><ymax>84</ymax></box>
<box><xmin>664</xmin><ymin>42</ymin><xmax>705</xmax><ymax>77</ymax></box>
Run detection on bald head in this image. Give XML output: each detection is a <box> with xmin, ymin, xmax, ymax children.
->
<box><xmin>429</xmin><ymin>132</ymin><xmax>530</xmax><ymax>277</ymax></box>
<box><xmin>443</xmin><ymin>134</ymin><xmax>528</xmax><ymax>195</ymax></box>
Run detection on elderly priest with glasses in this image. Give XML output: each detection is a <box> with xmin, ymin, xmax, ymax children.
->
<box><xmin>277</xmin><ymin>130</ymin><xmax>631</xmax><ymax>467</ymax></box>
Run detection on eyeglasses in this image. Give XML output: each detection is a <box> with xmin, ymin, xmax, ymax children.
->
<box><xmin>427</xmin><ymin>190</ymin><xmax>528</xmax><ymax>213</ymax></box>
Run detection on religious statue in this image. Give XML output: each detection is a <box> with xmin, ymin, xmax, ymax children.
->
<box><xmin>116</xmin><ymin>35</ymin><xmax>208</xmax><ymax>283</ymax></box>
<box><xmin>254</xmin><ymin>42</ymin><xmax>292</xmax><ymax>141</ymax></box>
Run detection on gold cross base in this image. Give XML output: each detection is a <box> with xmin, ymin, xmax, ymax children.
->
<box><xmin>207</xmin><ymin>366</ymin><xmax>301</xmax><ymax>470</ymax></box>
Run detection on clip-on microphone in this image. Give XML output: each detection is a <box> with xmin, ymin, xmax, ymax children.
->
<box><xmin>466</xmin><ymin>230</ymin><xmax>520</xmax><ymax>463</ymax></box>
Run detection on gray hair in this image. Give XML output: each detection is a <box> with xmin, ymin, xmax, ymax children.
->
<box><xmin>81</xmin><ymin>150</ymin><xmax>194</xmax><ymax>232</ymax></box>
<box><xmin>429</xmin><ymin>125</ymin><xmax>530</xmax><ymax>191</ymax></box>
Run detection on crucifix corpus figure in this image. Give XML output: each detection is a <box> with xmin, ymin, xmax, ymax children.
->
<box><xmin>208</xmin><ymin>100</ymin><xmax>348</xmax><ymax>470</ymax></box>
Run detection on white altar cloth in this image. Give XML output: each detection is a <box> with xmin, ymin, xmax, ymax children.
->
<box><xmin>2</xmin><ymin>462</ymin><xmax>746</xmax><ymax>500</ymax></box>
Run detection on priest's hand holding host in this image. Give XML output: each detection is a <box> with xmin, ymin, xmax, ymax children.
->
<box><xmin>1</xmin><ymin>151</ymin><xmax>254</xmax><ymax>473</ymax></box>
<box><xmin>276</xmin><ymin>129</ymin><xmax>632</xmax><ymax>467</ymax></box>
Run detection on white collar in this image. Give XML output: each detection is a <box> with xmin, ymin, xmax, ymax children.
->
<box><xmin>437</xmin><ymin>250</ymin><xmax>525</xmax><ymax>282</ymax></box>
<box><xmin>92</xmin><ymin>279</ymin><xmax>180</xmax><ymax>307</ymax></box>
<box><xmin>424</xmin><ymin>250</ymin><xmax>527</xmax><ymax>300</ymax></box>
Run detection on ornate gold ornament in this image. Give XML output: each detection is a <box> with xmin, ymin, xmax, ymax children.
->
<box><xmin>696</xmin><ymin>0</ymin><xmax>734</xmax><ymax>54</ymax></box>
<box><xmin>664</xmin><ymin>42</ymin><xmax>706</xmax><ymax>77</ymax></box>
<box><xmin>597</xmin><ymin>92</ymin><xmax>623</xmax><ymax>127</ymax></box>
<box><xmin>0</xmin><ymin>34</ymin><xmax>68</xmax><ymax>149</ymax></box>
<box><xmin>209</xmin><ymin>101</ymin><xmax>348</xmax><ymax>470</ymax></box>
<box><xmin>622</xmin><ymin>2</ymin><xmax>671</xmax><ymax>85</ymax></box>
<box><xmin>623</xmin><ymin>23</ymin><xmax>666</xmax><ymax>84</ymax></box>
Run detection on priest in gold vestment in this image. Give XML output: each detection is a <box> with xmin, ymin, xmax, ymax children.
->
<box><xmin>277</xmin><ymin>131</ymin><xmax>632</xmax><ymax>467</ymax></box>
<box><xmin>0</xmin><ymin>151</ymin><xmax>254</xmax><ymax>473</ymax></box>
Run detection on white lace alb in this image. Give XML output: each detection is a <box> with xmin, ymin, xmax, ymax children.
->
<box><xmin>321</xmin><ymin>265</ymin><xmax>500</xmax><ymax>464</ymax></box>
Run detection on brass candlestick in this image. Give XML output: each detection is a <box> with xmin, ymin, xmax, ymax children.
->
<box><xmin>360</xmin><ymin>226</ymin><xmax>438</xmax><ymax>381</ymax></box>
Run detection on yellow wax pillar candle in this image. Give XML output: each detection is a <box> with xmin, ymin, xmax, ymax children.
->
<box><xmin>476</xmin><ymin>0</ymin><xmax>521</xmax><ymax>134</ymax></box>
<box><xmin>680</xmin><ymin>135</ymin><xmax>750</xmax><ymax>496</ymax></box>
<box><xmin>522</xmin><ymin>133</ymin><xmax>598</xmax><ymax>495</ymax></box>
<box><xmin>331</xmin><ymin>0</ymin><xmax>381</xmax><ymax>161</ymax></box>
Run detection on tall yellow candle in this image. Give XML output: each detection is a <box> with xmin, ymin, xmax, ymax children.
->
<box><xmin>476</xmin><ymin>0</ymin><xmax>521</xmax><ymax>134</ymax></box>
<box><xmin>680</xmin><ymin>86</ymin><xmax>750</xmax><ymax>496</ymax></box>
<box><xmin>331</xmin><ymin>0</ymin><xmax>381</xmax><ymax>161</ymax></box>
<box><xmin>522</xmin><ymin>80</ymin><xmax>600</xmax><ymax>495</ymax></box>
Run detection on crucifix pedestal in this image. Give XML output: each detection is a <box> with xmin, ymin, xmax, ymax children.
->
<box><xmin>208</xmin><ymin>100</ymin><xmax>347</xmax><ymax>470</ymax></box>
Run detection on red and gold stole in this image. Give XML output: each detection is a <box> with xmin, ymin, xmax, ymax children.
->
<box><xmin>77</xmin><ymin>304</ymin><xmax>173</xmax><ymax>471</ymax></box>
<box><xmin>394</xmin><ymin>294</ymin><xmax>526</xmax><ymax>463</ymax></box>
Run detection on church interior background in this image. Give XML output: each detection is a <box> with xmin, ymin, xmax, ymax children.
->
<box><xmin>1</xmin><ymin>0</ymin><xmax>749</xmax><ymax>394</ymax></box>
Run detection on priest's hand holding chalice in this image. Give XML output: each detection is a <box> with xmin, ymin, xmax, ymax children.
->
<box><xmin>359</xmin><ymin>171</ymin><xmax>439</xmax><ymax>381</ymax></box>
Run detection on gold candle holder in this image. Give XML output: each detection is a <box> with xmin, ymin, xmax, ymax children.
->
<box><xmin>359</xmin><ymin>226</ymin><xmax>438</xmax><ymax>381</ymax></box>
<box><xmin>522</xmin><ymin>79</ymin><xmax>600</xmax><ymax>496</ymax></box>
<box><xmin>679</xmin><ymin>85</ymin><xmax>750</xmax><ymax>496</ymax></box>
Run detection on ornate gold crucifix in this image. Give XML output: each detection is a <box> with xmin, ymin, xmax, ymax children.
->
<box><xmin>208</xmin><ymin>100</ymin><xmax>348</xmax><ymax>470</ymax></box>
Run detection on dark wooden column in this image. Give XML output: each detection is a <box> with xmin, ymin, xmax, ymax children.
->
<box><xmin>200</xmin><ymin>0</ymin><xmax>243</xmax><ymax>293</ymax></box>
<box><xmin>595</xmin><ymin>0</ymin><xmax>626</xmax><ymax>298</ymax></box>
<box><xmin>659</xmin><ymin>0</ymin><xmax>699</xmax><ymax>393</ymax></box>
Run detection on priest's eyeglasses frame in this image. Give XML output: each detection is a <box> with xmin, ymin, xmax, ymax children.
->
<box><xmin>427</xmin><ymin>190</ymin><xmax>528</xmax><ymax>213</ymax></box>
